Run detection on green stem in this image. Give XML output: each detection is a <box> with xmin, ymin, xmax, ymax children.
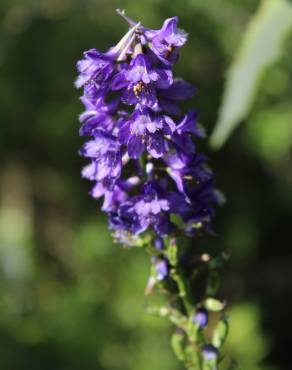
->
<box><xmin>170</xmin><ymin>268</ymin><xmax>193</xmax><ymax>315</ymax></box>
<box><xmin>145</xmin><ymin>237</ymin><xmax>225</xmax><ymax>370</ymax></box>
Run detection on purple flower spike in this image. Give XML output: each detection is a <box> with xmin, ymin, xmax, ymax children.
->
<box><xmin>75</xmin><ymin>11</ymin><xmax>225</xmax><ymax>367</ymax></box>
<box><xmin>76</xmin><ymin>12</ymin><xmax>219</xmax><ymax>243</ymax></box>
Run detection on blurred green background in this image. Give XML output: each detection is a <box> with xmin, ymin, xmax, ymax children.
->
<box><xmin>0</xmin><ymin>0</ymin><xmax>291</xmax><ymax>369</ymax></box>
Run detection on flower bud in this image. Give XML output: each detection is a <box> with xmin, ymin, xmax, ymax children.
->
<box><xmin>193</xmin><ymin>308</ymin><xmax>208</xmax><ymax>329</ymax></box>
<box><xmin>202</xmin><ymin>344</ymin><xmax>218</xmax><ymax>361</ymax></box>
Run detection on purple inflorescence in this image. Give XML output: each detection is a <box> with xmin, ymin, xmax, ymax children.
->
<box><xmin>75</xmin><ymin>13</ymin><xmax>219</xmax><ymax>245</ymax></box>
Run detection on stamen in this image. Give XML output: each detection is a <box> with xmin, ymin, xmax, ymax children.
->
<box><xmin>133</xmin><ymin>81</ymin><xmax>143</xmax><ymax>96</ymax></box>
<box><xmin>165</xmin><ymin>45</ymin><xmax>174</xmax><ymax>59</ymax></box>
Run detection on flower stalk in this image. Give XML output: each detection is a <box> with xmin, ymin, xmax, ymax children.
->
<box><xmin>75</xmin><ymin>10</ymin><xmax>229</xmax><ymax>370</ymax></box>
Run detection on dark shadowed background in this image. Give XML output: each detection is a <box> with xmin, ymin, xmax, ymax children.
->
<box><xmin>0</xmin><ymin>0</ymin><xmax>291</xmax><ymax>369</ymax></box>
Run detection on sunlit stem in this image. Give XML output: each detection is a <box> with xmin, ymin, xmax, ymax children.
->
<box><xmin>171</xmin><ymin>268</ymin><xmax>193</xmax><ymax>315</ymax></box>
<box><xmin>116</xmin><ymin>8</ymin><xmax>139</xmax><ymax>27</ymax></box>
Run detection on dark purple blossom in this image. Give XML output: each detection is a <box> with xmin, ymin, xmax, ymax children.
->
<box><xmin>165</xmin><ymin>152</ymin><xmax>213</xmax><ymax>195</ymax></box>
<box><xmin>158</xmin><ymin>79</ymin><xmax>195</xmax><ymax>115</ymax></box>
<box><xmin>118</xmin><ymin>109</ymin><xmax>175</xmax><ymax>158</ymax></box>
<box><xmin>112</xmin><ymin>54</ymin><xmax>172</xmax><ymax>108</ymax></box>
<box><xmin>90</xmin><ymin>182</ymin><xmax>127</xmax><ymax>212</ymax></box>
<box><xmin>78</xmin><ymin>96</ymin><xmax>118</xmax><ymax>136</ymax></box>
<box><xmin>109</xmin><ymin>182</ymin><xmax>173</xmax><ymax>237</ymax></box>
<box><xmin>145</xmin><ymin>17</ymin><xmax>187</xmax><ymax>65</ymax></box>
<box><xmin>80</xmin><ymin>130</ymin><xmax>122</xmax><ymax>182</ymax></box>
<box><xmin>75</xmin><ymin>49</ymin><xmax>114</xmax><ymax>89</ymax></box>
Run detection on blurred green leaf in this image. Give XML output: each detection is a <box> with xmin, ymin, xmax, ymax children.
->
<box><xmin>171</xmin><ymin>330</ymin><xmax>185</xmax><ymax>362</ymax></box>
<box><xmin>245</xmin><ymin>104</ymin><xmax>292</xmax><ymax>164</ymax></box>
<box><xmin>226</xmin><ymin>304</ymin><xmax>270</xmax><ymax>369</ymax></box>
<box><xmin>210</xmin><ymin>0</ymin><xmax>292</xmax><ymax>149</ymax></box>
<box><xmin>204</xmin><ymin>298</ymin><xmax>225</xmax><ymax>312</ymax></box>
<box><xmin>212</xmin><ymin>317</ymin><xmax>229</xmax><ymax>348</ymax></box>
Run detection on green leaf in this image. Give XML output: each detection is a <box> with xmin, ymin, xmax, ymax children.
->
<box><xmin>167</xmin><ymin>239</ymin><xmax>178</xmax><ymax>266</ymax></box>
<box><xmin>212</xmin><ymin>317</ymin><xmax>229</xmax><ymax>348</ymax></box>
<box><xmin>171</xmin><ymin>330</ymin><xmax>186</xmax><ymax>362</ymax></box>
<box><xmin>210</xmin><ymin>0</ymin><xmax>292</xmax><ymax>149</ymax></box>
<box><xmin>204</xmin><ymin>298</ymin><xmax>225</xmax><ymax>312</ymax></box>
<box><xmin>206</xmin><ymin>272</ymin><xmax>220</xmax><ymax>296</ymax></box>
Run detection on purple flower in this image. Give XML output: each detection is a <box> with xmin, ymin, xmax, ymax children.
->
<box><xmin>146</xmin><ymin>17</ymin><xmax>187</xmax><ymax>65</ymax></box>
<box><xmin>160</xmin><ymin>79</ymin><xmax>195</xmax><ymax>101</ymax></box>
<box><xmin>112</xmin><ymin>54</ymin><xmax>172</xmax><ymax>108</ymax></box>
<box><xmin>109</xmin><ymin>183</ymin><xmax>173</xmax><ymax>237</ymax></box>
<box><xmin>158</xmin><ymin>79</ymin><xmax>195</xmax><ymax>115</ymax></box>
<box><xmin>80</xmin><ymin>129</ymin><xmax>122</xmax><ymax>182</ymax></box>
<box><xmin>78</xmin><ymin>96</ymin><xmax>118</xmax><ymax>136</ymax></box>
<box><xmin>118</xmin><ymin>109</ymin><xmax>175</xmax><ymax>158</ymax></box>
<box><xmin>90</xmin><ymin>182</ymin><xmax>128</xmax><ymax>212</ymax></box>
<box><xmin>165</xmin><ymin>152</ymin><xmax>213</xmax><ymax>195</ymax></box>
<box><xmin>176</xmin><ymin>111</ymin><xmax>205</xmax><ymax>137</ymax></box>
<box><xmin>75</xmin><ymin>48</ymin><xmax>114</xmax><ymax>89</ymax></box>
<box><xmin>171</xmin><ymin>112</ymin><xmax>202</xmax><ymax>154</ymax></box>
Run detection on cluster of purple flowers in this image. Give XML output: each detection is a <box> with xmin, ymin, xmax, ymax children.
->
<box><xmin>76</xmin><ymin>13</ymin><xmax>219</xmax><ymax>246</ymax></box>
